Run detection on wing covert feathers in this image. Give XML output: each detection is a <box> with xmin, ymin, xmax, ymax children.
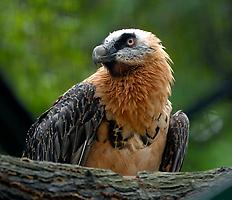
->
<box><xmin>23</xmin><ymin>82</ymin><xmax>104</xmax><ymax>165</ymax></box>
<box><xmin>159</xmin><ymin>111</ymin><xmax>189</xmax><ymax>172</ymax></box>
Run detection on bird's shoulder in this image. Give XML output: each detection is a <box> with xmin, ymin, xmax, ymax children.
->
<box><xmin>37</xmin><ymin>82</ymin><xmax>103</xmax><ymax>125</ymax></box>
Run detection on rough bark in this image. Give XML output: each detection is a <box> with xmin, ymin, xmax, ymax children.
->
<box><xmin>0</xmin><ymin>154</ymin><xmax>231</xmax><ymax>200</ymax></box>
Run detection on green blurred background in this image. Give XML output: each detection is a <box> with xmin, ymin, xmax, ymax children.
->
<box><xmin>0</xmin><ymin>0</ymin><xmax>231</xmax><ymax>172</ymax></box>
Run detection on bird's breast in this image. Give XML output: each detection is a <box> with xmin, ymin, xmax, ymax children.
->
<box><xmin>85</xmin><ymin>106</ymin><xmax>171</xmax><ymax>176</ymax></box>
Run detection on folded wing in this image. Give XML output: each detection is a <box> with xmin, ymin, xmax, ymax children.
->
<box><xmin>23</xmin><ymin>82</ymin><xmax>105</xmax><ymax>165</ymax></box>
<box><xmin>159</xmin><ymin>111</ymin><xmax>190</xmax><ymax>172</ymax></box>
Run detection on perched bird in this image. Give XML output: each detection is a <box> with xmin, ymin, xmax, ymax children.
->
<box><xmin>23</xmin><ymin>29</ymin><xmax>189</xmax><ymax>175</ymax></box>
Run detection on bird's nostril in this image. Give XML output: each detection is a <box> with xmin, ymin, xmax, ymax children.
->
<box><xmin>93</xmin><ymin>45</ymin><xmax>107</xmax><ymax>57</ymax></box>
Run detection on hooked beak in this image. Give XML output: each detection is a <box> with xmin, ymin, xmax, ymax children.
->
<box><xmin>92</xmin><ymin>45</ymin><xmax>116</xmax><ymax>66</ymax></box>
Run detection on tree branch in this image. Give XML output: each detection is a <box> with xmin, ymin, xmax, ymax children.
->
<box><xmin>0</xmin><ymin>154</ymin><xmax>231</xmax><ymax>200</ymax></box>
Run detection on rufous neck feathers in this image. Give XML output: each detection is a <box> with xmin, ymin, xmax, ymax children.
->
<box><xmin>85</xmin><ymin>55</ymin><xmax>173</xmax><ymax>135</ymax></box>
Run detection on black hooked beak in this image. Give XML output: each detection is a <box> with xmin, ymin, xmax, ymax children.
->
<box><xmin>92</xmin><ymin>45</ymin><xmax>116</xmax><ymax>66</ymax></box>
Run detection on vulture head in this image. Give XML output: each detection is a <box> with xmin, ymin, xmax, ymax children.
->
<box><xmin>92</xmin><ymin>29</ymin><xmax>171</xmax><ymax>77</ymax></box>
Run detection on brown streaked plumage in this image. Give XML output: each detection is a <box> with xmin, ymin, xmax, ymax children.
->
<box><xmin>23</xmin><ymin>29</ymin><xmax>189</xmax><ymax>176</ymax></box>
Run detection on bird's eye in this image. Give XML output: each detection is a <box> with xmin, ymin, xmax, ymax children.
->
<box><xmin>126</xmin><ymin>38</ymin><xmax>135</xmax><ymax>47</ymax></box>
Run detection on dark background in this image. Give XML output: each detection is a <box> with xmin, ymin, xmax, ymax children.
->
<box><xmin>0</xmin><ymin>0</ymin><xmax>231</xmax><ymax>171</ymax></box>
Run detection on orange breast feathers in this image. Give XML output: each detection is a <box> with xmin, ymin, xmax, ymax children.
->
<box><xmin>85</xmin><ymin>101</ymin><xmax>172</xmax><ymax>175</ymax></box>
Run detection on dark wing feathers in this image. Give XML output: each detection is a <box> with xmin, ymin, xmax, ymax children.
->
<box><xmin>23</xmin><ymin>82</ymin><xmax>104</xmax><ymax>165</ymax></box>
<box><xmin>159</xmin><ymin>110</ymin><xmax>189</xmax><ymax>172</ymax></box>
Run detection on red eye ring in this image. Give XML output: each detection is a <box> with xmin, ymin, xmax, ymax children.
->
<box><xmin>127</xmin><ymin>38</ymin><xmax>135</xmax><ymax>47</ymax></box>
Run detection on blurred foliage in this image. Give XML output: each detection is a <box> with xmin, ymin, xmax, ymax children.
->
<box><xmin>0</xmin><ymin>0</ymin><xmax>231</xmax><ymax>171</ymax></box>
